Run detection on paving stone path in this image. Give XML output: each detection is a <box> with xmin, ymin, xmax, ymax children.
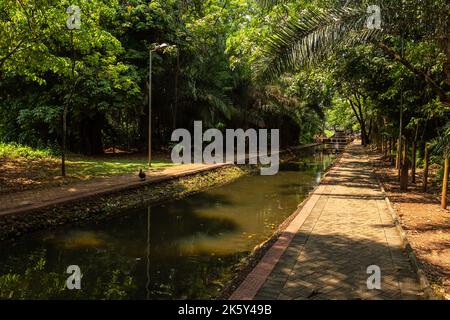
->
<box><xmin>231</xmin><ymin>142</ymin><xmax>422</xmax><ymax>300</ymax></box>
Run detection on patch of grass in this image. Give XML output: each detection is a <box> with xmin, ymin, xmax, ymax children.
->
<box><xmin>324</xmin><ymin>130</ymin><xmax>335</xmax><ymax>138</ymax></box>
<box><xmin>1</xmin><ymin>142</ymin><xmax>176</xmax><ymax>189</ymax></box>
<box><xmin>66</xmin><ymin>158</ymin><xmax>175</xmax><ymax>179</ymax></box>
<box><xmin>0</xmin><ymin>142</ymin><xmax>55</xmax><ymax>159</ymax></box>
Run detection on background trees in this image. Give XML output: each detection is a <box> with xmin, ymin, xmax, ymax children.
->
<box><xmin>0</xmin><ymin>0</ymin><xmax>448</xmax><ymax>206</ymax></box>
<box><xmin>0</xmin><ymin>0</ymin><xmax>332</xmax><ymax>155</ymax></box>
<box><xmin>253</xmin><ymin>0</ymin><xmax>448</xmax><ymax>205</ymax></box>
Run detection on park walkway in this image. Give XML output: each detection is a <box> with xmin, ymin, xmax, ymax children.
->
<box><xmin>0</xmin><ymin>163</ymin><xmax>229</xmax><ymax>216</ymax></box>
<box><xmin>231</xmin><ymin>142</ymin><xmax>422</xmax><ymax>300</ymax></box>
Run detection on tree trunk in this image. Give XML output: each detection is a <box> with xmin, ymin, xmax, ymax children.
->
<box><xmin>442</xmin><ymin>156</ymin><xmax>449</xmax><ymax>209</ymax></box>
<box><xmin>411</xmin><ymin>142</ymin><xmax>416</xmax><ymax>183</ymax></box>
<box><xmin>62</xmin><ymin>105</ymin><xmax>67</xmax><ymax>177</ymax></box>
<box><xmin>389</xmin><ymin>138</ymin><xmax>394</xmax><ymax>165</ymax></box>
<box><xmin>396</xmin><ymin>138</ymin><xmax>401</xmax><ymax>171</ymax></box>
<box><xmin>400</xmin><ymin>162</ymin><xmax>409</xmax><ymax>191</ymax></box>
<box><xmin>400</xmin><ymin>142</ymin><xmax>409</xmax><ymax>191</ymax></box>
<box><xmin>79</xmin><ymin>114</ymin><xmax>104</xmax><ymax>155</ymax></box>
<box><xmin>348</xmin><ymin>97</ymin><xmax>369</xmax><ymax>146</ymax></box>
<box><xmin>172</xmin><ymin>50</ymin><xmax>180</xmax><ymax>131</ymax></box>
<box><xmin>423</xmin><ymin>144</ymin><xmax>430</xmax><ymax>192</ymax></box>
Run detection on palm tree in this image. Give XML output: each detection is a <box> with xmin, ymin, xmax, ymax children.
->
<box><xmin>255</xmin><ymin>0</ymin><xmax>449</xmax><ymax>106</ymax></box>
<box><xmin>256</xmin><ymin>0</ymin><xmax>449</xmax><ymax>206</ymax></box>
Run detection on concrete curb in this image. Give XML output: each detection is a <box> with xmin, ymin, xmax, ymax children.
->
<box><xmin>370</xmin><ymin>160</ymin><xmax>435</xmax><ymax>300</ymax></box>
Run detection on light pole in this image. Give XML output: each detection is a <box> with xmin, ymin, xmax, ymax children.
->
<box><xmin>148</xmin><ymin>43</ymin><xmax>169</xmax><ymax>167</ymax></box>
<box><xmin>62</xmin><ymin>5</ymin><xmax>81</xmax><ymax>177</ymax></box>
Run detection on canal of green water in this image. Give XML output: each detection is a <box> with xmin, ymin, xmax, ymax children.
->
<box><xmin>0</xmin><ymin>147</ymin><xmax>335</xmax><ymax>299</ymax></box>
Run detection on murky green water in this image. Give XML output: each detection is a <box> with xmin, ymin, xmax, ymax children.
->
<box><xmin>0</xmin><ymin>147</ymin><xmax>335</xmax><ymax>300</ymax></box>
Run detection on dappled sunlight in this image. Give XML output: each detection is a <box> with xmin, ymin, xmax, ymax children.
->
<box><xmin>176</xmin><ymin>233</ymin><xmax>255</xmax><ymax>256</ymax></box>
<box><xmin>0</xmin><ymin>0</ymin><xmax>447</xmax><ymax>301</ymax></box>
<box><xmin>52</xmin><ymin>231</ymin><xmax>108</xmax><ymax>249</ymax></box>
<box><xmin>65</xmin><ymin>158</ymin><xmax>174</xmax><ymax>178</ymax></box>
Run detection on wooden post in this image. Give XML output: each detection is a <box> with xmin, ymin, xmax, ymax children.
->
<box><xmin>442</xmin><ymin>156</ymin><xmax>449</xmax><ymax>209</ymax></box>
<box><xmin>423</xmin><ymin>144</ymin><xmax>430</xmax><ymax>192</ymax></box>
<box><xmin>411</xmin><ymin>142</ymin><xmax>416</xmax><ymax>183</ymax></box>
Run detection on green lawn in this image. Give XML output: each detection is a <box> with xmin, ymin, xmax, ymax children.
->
<box><xmin>0</xmin><ymin>142</ymin><xmax>175</xmax><ymax>192</ymax></box>
<box><xmin>0</xmin><ymin>142</ymin><xmax>54</xmax><ymax>159</ymax></box>
<box><xmin>65</xmin><ymin>157</ymin><xmax>175</xmax><ymax>179</ymax></box>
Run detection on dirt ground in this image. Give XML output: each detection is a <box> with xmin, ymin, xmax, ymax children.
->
<box><xmin>0</xmin><ymin>157</ymin><xmax>66</xmax><ymax>194</ymax></box>
<box><xmin>371</xmin><ymin>152</ymin><xmax>449</xmax><ymax>299</ymax></box>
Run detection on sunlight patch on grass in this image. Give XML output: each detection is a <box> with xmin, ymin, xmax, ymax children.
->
<box><xmin>1</xmin><ymin>142</ymin><xmax>176</xmax><ymax>181</ymax></box>
<box><xmin>65</xmin><ymin>158</ymin><xmax>175</xmax><ymax>179</ymax></box>
<box><xmin>0</xmin><ymin>142</ymin><xmax>54</xmax><ymax>159</ymax></box>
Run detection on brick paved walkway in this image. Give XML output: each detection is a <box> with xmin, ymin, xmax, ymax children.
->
<box><xmin>0</xmin><ymin>163</ymin><xmax>230</xmax><ymax>216</ymax></box>
<box><xmin>231</xmin><ymin>142</ymin><xmax>422</xmax><ymax>300</ymax></box>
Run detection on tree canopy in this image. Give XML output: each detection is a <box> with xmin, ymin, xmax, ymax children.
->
<box><xmin>0</xmin><ymin>0</ymin><xmax>448</xmax><ymax>158</ymax></box>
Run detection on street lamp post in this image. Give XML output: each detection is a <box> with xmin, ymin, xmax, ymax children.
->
<box><xmin>148</xmin><ymin>43</ymin><xmax>169</xmax><ymax>167</ymax></box>
<box><xmin>62</xmin><ymin>5</ymin><xmax>81</xmax><ymax>177</ymax></box>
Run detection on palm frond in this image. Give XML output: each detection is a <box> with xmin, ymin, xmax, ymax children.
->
<box><xmin>430</xmin><ymin>122</ymin><xmax>450</xmax><ymax>157</ymax></box>
<box><xmin>256</xmin><ymin>0</ymin><xmax>290</xmax><ymax>9</ymax></box>
<box><xmin>256</xmin><ymin>7</ymin><xmax>369</xmax><ymax>80</ymax></box>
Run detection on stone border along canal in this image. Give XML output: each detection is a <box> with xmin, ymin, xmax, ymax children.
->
<box><xmin>0</xmin><ymin>165</ymin><xmax>255</xmax><ymax>242</ymax></box>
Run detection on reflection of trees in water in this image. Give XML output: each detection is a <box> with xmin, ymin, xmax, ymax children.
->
<box><xmin>0</xmin><ymin>244</ymin><xmax>245</xmax><ymax>299</ymax></box>
<box><xmin>110</xmin><ymin>193</ymin><xmax>239</xmax><ymax>249</ymax></box>
<box><xmin>142</xmin><ymin>252</ymin><xmax>247</xmax><ymax>300</ymax></box>
<box><xmin>0</xmin><ymin>248</ymin><xmax>137</xmax><ymax>299</ymax></box>
<box><xmin>0</xmin><ymin>195</ymin><xmax>243</xmax><ymax>300</ymax></box>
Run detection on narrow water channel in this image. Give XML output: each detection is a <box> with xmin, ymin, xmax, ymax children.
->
<box><xmin>0</xmin><ymin>147</ymin><xmax>335</xmax><ymax>299</ymax></box>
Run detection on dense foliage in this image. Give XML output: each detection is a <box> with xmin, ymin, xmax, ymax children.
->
<box><xmin>0</xmin><ymin>0</ymin><xmax>448</xmax><ymax>159</ymax></box>
<box><xmin>0</xmin><ymin>0</ymin><xmax>317</xmax><ymax>154</ymax></box>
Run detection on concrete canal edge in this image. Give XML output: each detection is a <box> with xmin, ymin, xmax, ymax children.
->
<box><xmin>0</xmin><ymin>164</ymin><xmax>255</xmax><ymax>242</ymax></box>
